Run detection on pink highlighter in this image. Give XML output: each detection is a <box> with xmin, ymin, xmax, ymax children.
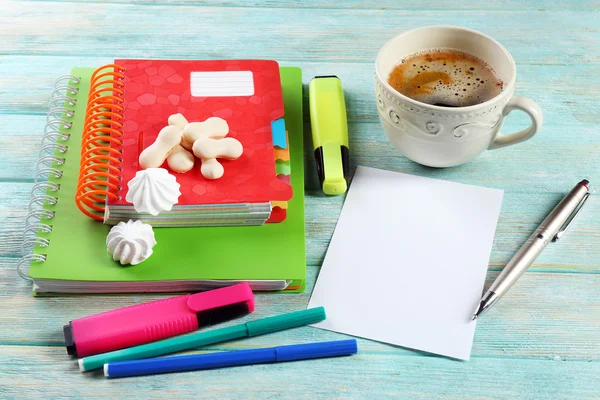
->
<box><xmin>63</xmin><ymin>283</ymin><xmax>255</xmax><ymax>357</ymax></box>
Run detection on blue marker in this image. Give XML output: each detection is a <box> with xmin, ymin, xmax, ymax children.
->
<box><xmin>104</xmin><ymin>339</ymin><xmax>358</xmax><ymax>378</ymax></box>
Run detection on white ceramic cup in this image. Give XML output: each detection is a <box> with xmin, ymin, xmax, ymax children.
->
<box><xmin>375</xmin><ymin>26</ymin><xmax>543</xmax><ymax>167</ymax></box>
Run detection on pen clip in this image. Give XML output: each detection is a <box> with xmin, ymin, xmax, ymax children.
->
<box><xmin>553</xmin><ymin>192</ymin><xmax>590</xmax><ymax>242</ymax></box>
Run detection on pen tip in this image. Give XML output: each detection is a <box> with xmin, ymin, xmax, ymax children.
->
<box><xmin>472</xmin><ymin>314</ymin><xmax>478</xmax><ymax>321</ymax></box>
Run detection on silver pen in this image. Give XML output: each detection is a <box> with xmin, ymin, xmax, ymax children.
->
<box><xmin>473</xmin><ymin>180</ymin><xmax>590</xmax><ymax>320</ymax></box>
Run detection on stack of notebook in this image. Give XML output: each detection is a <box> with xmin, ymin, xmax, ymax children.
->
<box><xmin>20</xmin><ymin>62</ymin><xmax>306</xmax><ymax>295</ymax></box>
<box><xmin>78</xmin><ymin>60</ymin><xmax>292</xmax><ymax>227</ymax></box>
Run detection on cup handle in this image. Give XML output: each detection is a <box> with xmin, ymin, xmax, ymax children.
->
<box><xmin>488</xmin><ymin>96</ymin><xmax>543</xmax><ymax>150</ymax></box>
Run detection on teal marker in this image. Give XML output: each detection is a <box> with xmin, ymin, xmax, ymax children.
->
<box><xmin>309</xmin><ymin>76</ymin><xmax>350</xmax><ymax>195</ymax></box>
<box><xmin>79</xmin><ymin>307</ymin><xmax>326</xmax><ymax>372</ymax></box>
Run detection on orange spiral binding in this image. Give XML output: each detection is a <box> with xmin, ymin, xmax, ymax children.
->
<box><xmin>75</xmin><ymin>64</ymin><xmax>127</xmax><ymax>221</ymax></box>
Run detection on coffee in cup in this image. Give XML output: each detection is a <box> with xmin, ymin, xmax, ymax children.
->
<box><xmin>387</xmin><ymin>49</ymin><xmax>503</xmax><ymax>108</ymax></box>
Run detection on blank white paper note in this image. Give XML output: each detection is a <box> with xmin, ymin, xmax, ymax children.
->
<box><xmin>308</xmin><ymin>166</ymin><xmax>504</xmax><ymax>360</ymax></box>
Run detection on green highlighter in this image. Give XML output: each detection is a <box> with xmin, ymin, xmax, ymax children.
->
<box><xmin>309</xmin><ymin>76</ymin><xmax>350</xmax><ymax>195</ymax></box>
<box><xmin>79</xmin><ymin>307</ymin><xmax>326</xmax><ymax>372</ymax></box>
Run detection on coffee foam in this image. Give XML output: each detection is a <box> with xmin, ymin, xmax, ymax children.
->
<box><xmin>387</xmin><ymin>49</ymin><xmax>503</xmax><ymax>107</ymax></box>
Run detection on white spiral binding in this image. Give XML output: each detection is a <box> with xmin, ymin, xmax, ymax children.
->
<box><xmin>18</xmin><ymin>73</ymin><xmax>80</xmax><ymax>282</ymax></box>
<box><xmin>17</xmin><ymin>255</ymin><xmax>47</xmax><ymax>281</ymax></box>
<box><xmin>36</xmin><ymin>155</ymin><xmax>65</xmax><ymax>170</ymax></box>
<box><xmin>41</xmin><ymin>133</ymin><xmax>70</xmax><ymax>146</ymax></box>
<box><xmin>45</xmin><ymin>118</ymin><xmax>73</xmax><ymax>132</ymax></box>
<box><xmin>47</xmin><ymin>106</ymin><xmax>74</xmax><ymax>120</ymax></box>
<box><xmin>30</xmin><ymin>181</ymin><xmax>60</xmax><ymax>196</ymax></box>
<box><xmin>43</xmin><ymin>119</ymin><xmax>72</xmax><ymax>142</ymax></box>
<box><xmin>28</xmin><ymin>195</ymin><xmax>58</xmax><ymax>211</ymax></box>
<box><xmin>38</xmin><ymin>142</ymin><xmax>68</xmax><ymax>158</ymax></box>
<box><xmin>21</xmin><ymin>220</ymin><xmax>53</xmax><ymax>251</ymax></box>
<box><xmin>50</xmin><ymin>85</ymin><xmax>78</xmax><ymax>99</ymax></box>
<box><xmin>24</xmin><ymin>209</ymin><xmax>55</xmax><ymax>231</ymax></box>
<box><xmin>48</xmin><ymin>95</ymin><xmax>77</xmax><ymax>110</ymax></box>
<box><xmin>22</xmin><ymin>224</ymin><xmax>52</xmax><ymax>237</ymax></box>
<box><xmin>21</xmin><ymin>237</ymin><xmax>50</xmax><ymax>256</ymax></box>
<box><xmin>34</xmin><ymin>167</ymin><xmax>63</xmax><ymax>183</ymax></box>
<box><xmin>54</xmin><ymin>74</ymin><xmax>81</xmax><ymax>87</ymax></box>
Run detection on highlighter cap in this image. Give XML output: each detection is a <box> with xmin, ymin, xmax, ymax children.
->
<box><xmin>64</xmin><ymin>282</ymin><xmax>254</xmax><ymax>358</ymax></box>
<box><xmin>309</xmin><ymin>76</ymin><xmax>350</xmax><ymax>195</ymax></box>
<box><xmin>191</xmin><ymin>282</ymin><xmax>255</xmax><ymax>325</ymax></box>
<box><xmin>316</xmin><ymin>144</ymin><xmax>349</xmax><ymax>195</ymax></box>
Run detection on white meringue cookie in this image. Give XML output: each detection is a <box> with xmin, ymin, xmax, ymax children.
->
<box><xmin>126</xmin><ymin>168</ymin><xmax>181</xmax><ymax>216</ymax></box>
<box><xmin>106</xmin><ymin>220</ymin><xmax>157</xmax><ymax>266</ymax></box>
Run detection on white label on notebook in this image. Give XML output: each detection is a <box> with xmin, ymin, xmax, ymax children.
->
<box><xmin>190</xmin><ymin>71</ymin><xmax>254</xmax><ymax>97</ymax></box>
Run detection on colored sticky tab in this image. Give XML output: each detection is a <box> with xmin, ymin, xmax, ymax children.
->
<box><xmin>276</xmin><ymin>159</ymin><xmax>291</xmax><ymax>175</ymax></box>
<box><xmin>272</xmin><ymin>201</ymin><xmax>288</xmax><ymax>209</ymax></box>
<box><xmin>276</xmin><ymin>174</ymin><xmax>291</xmax><ymax>185</ymax></box>
<box><xmin>274</xmin><ymin>131</ymin><xmax>291</xmax><ymax>161</ymax></box>
<box><xmin>266</xmin><ymin>207</ymin><xmax>287</xmax><ymax>223</ymax></box>
<box><xmin>274</xmin><ymin>147</ymin><xmax>290</xmax><ymax>161</ymax></box>
<box><xmin>271</xmin><ymin>118</ymin><xmax>287</xmax><ymax>148</ymax></box>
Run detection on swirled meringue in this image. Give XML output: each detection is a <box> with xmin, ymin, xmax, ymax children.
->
<box><xmin>106</xmin><ymin>220</ymin><xmax>157</xmax><ymax>266</ymax></box>
<box><xmin>126</xmin><ymin>168</ymin><xmax>181</xmax><ymax>216</ymax></box>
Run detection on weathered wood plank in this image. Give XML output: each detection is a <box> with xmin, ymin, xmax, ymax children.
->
<box><xmin>0</xmin><ymin>115</ymin><xmax>48</xmax><ymax>181</ymax></box>
<box><xmin>1</xmin><ymin>103</ymin><xmax>599</xmax><ymax>192</ymax></box>
<box><xmin>0</xmin><ymin>344</ymin><xmax>598</xmax><ymax>399</ymax></box>
<box><xmin>1</xmin><ymin>3</ymin><xmax>598</xmax><ymax>65</ymax></box>
<box><xmin>18</xmin><ymin>0</ymin><xmax>600</xmax><ymax>10</ymax></box>
<box><xmin>1</xmin><ymin>56</ymin><xmax>599</xmax><ymax>123</ymax></box>
<box><xmin>2</xmin><ymin>258</ymin><xmax>599</xmax><ymax>360</ymax></box>
<box><xmin>2</xmin><ymin>181</ymin><xmax>599</xmax><ymax>270</ymax></box>
<box><xmin>3</xmin><ymin>117</ymin><xmax>600</xmax><ymax>195</ymax></box>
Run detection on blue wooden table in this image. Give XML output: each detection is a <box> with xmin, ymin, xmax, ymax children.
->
<box><xmin>1</xmin><ymin>1</ymin><xmax>599</xmax><ymax>398</ymax></box>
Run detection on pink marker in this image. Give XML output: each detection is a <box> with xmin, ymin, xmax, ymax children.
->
<box><xmin>63</xmin><ymin>283</ymin><xmax>255</xmax><ymax>357</ymax></box>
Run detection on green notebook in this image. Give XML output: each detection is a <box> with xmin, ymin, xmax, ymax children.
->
<box><xmin>24</xmin><ymin>66</ymin><xmax>306</xmax><ymax>295</ymax></box>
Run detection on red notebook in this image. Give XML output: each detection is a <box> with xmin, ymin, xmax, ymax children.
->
<box><xmin>76</xmin><ymin>60</ymin><xmax>292</xmax><ymax>226</ymax></box>
<box><xmin>114</xmin><ymin>59</ymin><xmax>292</xmax><ymax>204</ymax></box>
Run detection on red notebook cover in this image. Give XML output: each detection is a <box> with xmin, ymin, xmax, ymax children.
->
<box><xmin>109</xmin><ymin>59</ymin><xmax>292</xmax><ymax>206</ymax></box>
